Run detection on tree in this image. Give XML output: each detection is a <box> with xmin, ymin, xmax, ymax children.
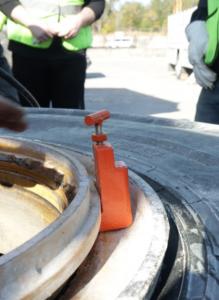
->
<box><xmin>182</xmin><ymin>0</ymin><xmax>198</xmax><ymax>10</ymax></box>
<box><xmin>98</xmin><ymin>0</ymin><xmax>199</xmax><ymax>34</ymax></box>
<box><xmin>119</xmin><ymin>2</ymin><xmax>145</xmax><ymax>31</ymax></box>
<box><xmin>96</xmin><ymin>0</ymin><xmax>119</xmax><ymax>33</ymax></box>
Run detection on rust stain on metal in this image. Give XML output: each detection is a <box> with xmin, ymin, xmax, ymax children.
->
<box><xmin>0</xmin><ymin>153</ymin><xmax>64</xmax><ymax>189</ymax></box>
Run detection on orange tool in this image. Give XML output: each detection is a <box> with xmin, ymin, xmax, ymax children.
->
<box><xmin>84</xmin><ymin>110</ymin><xmax>133</xmax><ymax>232</ymax></box>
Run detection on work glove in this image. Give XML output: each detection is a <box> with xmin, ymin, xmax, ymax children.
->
<box><xmin>186</xmin><ymin>21</ymin><xmax>217</xmax><ymax>89</ymax></box>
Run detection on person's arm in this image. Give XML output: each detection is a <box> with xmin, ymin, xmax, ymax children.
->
<box><xmin>84</xmin><ymin>0</ymin><xmax>105</xmax><ymax>21</ymax></box>
<box><xmin>190</xmin><ymin>0</ymin><xmax>207</xmax><ymax>22</ymax></box>
<box><xmin>0</xmin><ymin>0</ymin><xmax>19</xmax><ymax>17</ymax></box>
<box><xmin>0</xmin><ymin>2</ymin><xmax>55</xmax><ymax>42</ymax></box>
<box><xmin>185</xmin><ymin>0</ymin><xmax>217</xmax><ymax>89</ymax></box>
<box><xmin>9</xmin><ymin>5</ymin><xmax>55</xmax><ymax>42</ymax></box>
<box><xmin>57</xmin><ymin>0</ymin><xmax>105</xmax><ymax>39</ymax></box>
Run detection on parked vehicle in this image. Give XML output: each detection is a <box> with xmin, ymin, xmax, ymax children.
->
<box><xmin>167</xmin><ymin>7</ymin><xmax>196</xmax><ymax>79</ymax></box>
<box><xmin>106</xmin><ymin>34</ymin><xmax>134</xmax><ymax>49</ymax></box>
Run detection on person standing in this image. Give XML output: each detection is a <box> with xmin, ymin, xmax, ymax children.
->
<box><xmin>0</xmin><ymin>1</ymin><xmax>28</xmax><ymax>131</ymax></box>
<box><xmin>186</xmin><ymin>0</ymin><xmax>219</xmax><ymax>124</ymax></box>
<box><xmin>3</xmin><ymin>0</ymin><xmax>105</xmax><ymax>109</ymax></box>
<box><xmin>0</xmin><ymin>0</ymin><xmax>21</xmax><ymax>104</ymax></box>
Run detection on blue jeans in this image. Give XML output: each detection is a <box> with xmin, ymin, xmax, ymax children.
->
<box><xmin>195</xmin><ymin>80</ymin><xmax>219</xmax><ymax>124</ymax></box>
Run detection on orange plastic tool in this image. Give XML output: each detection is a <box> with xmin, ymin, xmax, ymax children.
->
<box><xmin>85</xmin><ymin>110</ymin><xmax>133</xmax><ymax>232</ymax></box>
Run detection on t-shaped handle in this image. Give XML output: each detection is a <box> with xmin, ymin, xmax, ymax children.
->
<box><xmin>84</xmin><ymin>110</ymin><xmax>110</xmax><ymax>143</ymax></box>
<box><xmin>84</xmin><ymin>110</ymin><xmax>110</xmax><ymax>126</ymax></box>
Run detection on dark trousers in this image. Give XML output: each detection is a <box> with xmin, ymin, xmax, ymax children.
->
<box><xmin>195</xmin><ymin>81</ymin><xmax>219</xmax><ymax>124</ymax></box>
<box><xmin>12</xmin><ymin>51</ymin><xmax>86</xmax><ymax>108</ymax></box>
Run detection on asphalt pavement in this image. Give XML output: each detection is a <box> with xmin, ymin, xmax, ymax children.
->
<box><xmin>85</xmin><ymin>48</ymin><xmax>201</xmax><ymax>121</ymax></box>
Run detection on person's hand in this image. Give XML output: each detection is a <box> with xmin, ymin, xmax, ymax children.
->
<box><xmin>28</xmin><ymin>19</ymin><xmax>55</xmax><ymax>43</ymax></box>
<box><xmin>0</xmin><ymin>96</ymin><xmax>27</xmax><ymax>132</ymax></box>
<box><xmin>186</xmin><ymin>21</ymin><xmax>217</xmax><ymax>89</ymax></box>
<box><xmin>10</xmin><ymin>5</ymin><xmax>55</xmax><ymax>43</ymax></box>
<box><xmin>192</xmin><ymin>63</ymin><xmax>217</xmax><ymax>90</ymax></box>
<box><xmin>57</xmin><ymin>15</ymin><xmax>83</xmax><ymax>39</ymax></box>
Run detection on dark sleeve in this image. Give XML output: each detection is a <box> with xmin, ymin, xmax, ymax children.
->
<box><xmin>191</xmin><ymin>0</ymin><xmax>207</xmax><ymax>22</ymax></box>
<box><xmin>84</xmin><ymin>0</ymin><xmax>105</xmax><ymax>20</ymax></box>
<box><xmin>0</xmin><ymin>0</ymin><xmax>20</xmax><ymax>16</ymax></box>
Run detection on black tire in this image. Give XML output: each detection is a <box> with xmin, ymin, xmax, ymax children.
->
<box><xmin>8</xmin><ymin>110</ymin><xmax>219</xmax><ymax>299</ymax></box>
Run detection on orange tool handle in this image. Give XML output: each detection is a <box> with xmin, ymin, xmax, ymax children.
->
<box><xmin>84</xmin><ymin>110</ymin><xmax>110</xmax><ymax>126</ymax></box>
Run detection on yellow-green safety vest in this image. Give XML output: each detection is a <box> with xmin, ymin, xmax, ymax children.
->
<box><xmin>0</xmin><ymin>11</ymin><xmax>6</xmax><ymax>31</ymax></box>
<box><xmin>205</xmin><ymin>0</ymin><xmax>219</xmax><ymax>65</ymax></box>
<box><xmin>4</xmin><ymin>0</ymin><xmax>92</xmax><ymax>51</ymax></box>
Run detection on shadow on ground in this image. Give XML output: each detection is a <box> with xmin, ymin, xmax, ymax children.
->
<box><xmin>85</xmin><ymin>88</ymin><xmax>178</xmax><ymax>116</ymax></box>
<box><xmin>86</xmin><ymin>73</ymin><xmax>106</xmax><ymax>79</ymax></box>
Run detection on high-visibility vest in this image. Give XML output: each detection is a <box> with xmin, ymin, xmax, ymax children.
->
<box><xmin>205</xmin><ymin>0</ymin><xmax>219</xmax><ymax>65</ymax></box>
<box><xmin>0</xmin><ymin>12</ymin><xmax>6</xmax><ymax>31</ymax></box>
<box><xmin>6</xmin><ymin>0</ymin><xmax>92</xmax><ymax>51</ymax></box>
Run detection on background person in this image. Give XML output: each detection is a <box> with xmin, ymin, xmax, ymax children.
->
<box><xmin>0</xmin><ymin>0</ymin><xmax>27</xmax><ymax>132</ymax></box>
<box><xmin>0</xmin><ymin>0</ymin><xmax>22</xmax><ymax>104</ymax></box>
<box><xmin>2</xmin><ymin>0</ymin><xmax>105</xmax><ymax>109</ymax></box>
<box><xmin>186</xmin><ymin>0</ymin><xmax>219</xmax><ymax>124</ymax></box>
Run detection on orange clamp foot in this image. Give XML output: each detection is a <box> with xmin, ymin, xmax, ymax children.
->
<box><xmin>85</xmin><ymin>110</ymin><xmax>133</xmax><ymax>232</ymax></box>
